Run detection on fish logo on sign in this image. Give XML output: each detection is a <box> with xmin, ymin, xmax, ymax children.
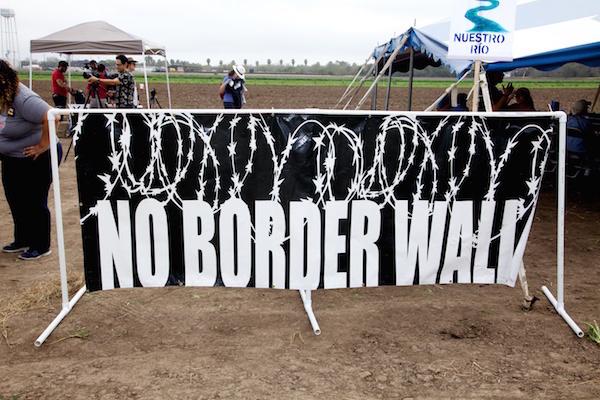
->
<box><xmin>465</xmin><ymin>0</ymin><xmax>507</xmax><ymax>32</ymax></box>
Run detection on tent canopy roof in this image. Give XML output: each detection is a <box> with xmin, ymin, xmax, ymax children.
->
<box><xmin>30</xmin><ymin>20</ymin><xmax>165</xmax><ymax>56</ymax></box>
<box><xmin>374</xmin><ymin>0</ymin><xmax>600</xmax><ymax>75</ymax></box>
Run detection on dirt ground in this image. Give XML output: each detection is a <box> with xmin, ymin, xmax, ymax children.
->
<box><xmin>0</xmin><ymin>83</ymin><xmax>599</xmax><ymax>399</ymax></box>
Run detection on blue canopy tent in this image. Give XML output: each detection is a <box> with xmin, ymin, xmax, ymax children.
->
<box><xmin>343</xmin><ymin>0</ymin><xmax>600</xmax><ymax>111</ymax></box>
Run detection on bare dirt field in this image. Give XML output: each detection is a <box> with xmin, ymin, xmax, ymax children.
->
<box><xmin>0</xmin><ymin>83</ymin><xmax>599</xmax><ymax>399</ymax></box>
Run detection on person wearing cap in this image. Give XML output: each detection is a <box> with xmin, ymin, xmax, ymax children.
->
<box><xmin>219</xmin><ymin>65</ymin><xmax>247</xmax><ymax>109</ymax></box>
<box><xmin>88</xmin><ymin>60</ymin><xmax>98</xmax><ymax>73</ymax></box>
<box><xmin>127</xmin><ymin>57</ymin><xmax>140</xmax><ymax>108</ymax></box>
<box><xmin>566</xmin><ymin>99</ymin><xmax>592</xmax><ymax>154</ymax></box>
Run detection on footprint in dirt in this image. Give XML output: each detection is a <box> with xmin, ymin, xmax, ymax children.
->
<box><xmin>439</xmin><ymin>322</ymin><xmax>487</xmax><ymax>339</ymax></box>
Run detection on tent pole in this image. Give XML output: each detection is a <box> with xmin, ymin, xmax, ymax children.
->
<box><xmin>384</xmin><ymin>59</ymin><xmax>393</xmax><ymax>111</ymax></box>
<box><xmin>480</xmin><ymin>69</ymin><xmax>493</xmax><ymax>112</ymax></box>
<box><xmin>28</xmin><ymin>52</ymin><xmax>32</xmax><ymax>89</ymax></box>
<box><xmin>164</xmin><ymin>55</ymin><xmax>172</xmax><ymax>108</ymax></box>
<box><xmin>471</xmin><ymin>61</ymin><xmax>481</xmax><ymax>111</ymax></box>
<box><xmin>142</xmin><ymin>56</ymin><xmax>150</xmax><ymax>108</ymax></box>
<box><xmin>342</xmin><ymin>53</ymin><xmax>384</xmax><ymax>110</ymax></box>
<box><xmin>335</xmin><ymin>54</ymin><xmax>371</xmax><ymax>108</ymax></box>
<box><xmin>424</xmin><ymin>70</ymin><xmax>471</xmax><ymax>111</ymax></box>
<box><xmin>407</xmin><ymin>47</ymin><xmax>415</xmax><ymax>111</ymax></box>
<box><xmin>67</xmin><ymin>54</ymin><xmax>72</xmax><ymax>106</ymax></box>
<box><xmin>371</xmin><ymin>62</ymin><xmax>379</xmax><ymax>110</ymax></box>
<box><xmin>591</xmin><ymin>84</ymin><xmax>600</xmax><ymax>113</ymax></box>
<box><xmin>355</xmin><ymin>35</ymin><xmax>408</xmax><ymax>110</ymax></box>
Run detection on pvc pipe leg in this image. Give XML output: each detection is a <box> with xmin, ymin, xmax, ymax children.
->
<box><xmin>299</xmin><ymin>290</ymin><xmax>321</xmax><ymax>335</ymax></box>
<box><xmin>35</xmin><ymin>285</ymin><xmax>87</xmax><ymax>347</ymax></box>
<box><xmin>541</xmin><ymin>286</ymin><xmax>584</xmax><ymax>338</ymax></box>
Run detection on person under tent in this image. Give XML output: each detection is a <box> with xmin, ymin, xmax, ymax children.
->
<box><xmin>485</xmin><ymin>71</ymin><xmax>514</xmax><ymax>111</ymax></box>
<box><xmin>566</xmin><ymin>99</ymin><xmax>593</xmax><ymax>154</ymax></box>
<box><xmin>505</xmin><ymin>88</ymin><xmax>536</xmax><ymax>112</ymax></box>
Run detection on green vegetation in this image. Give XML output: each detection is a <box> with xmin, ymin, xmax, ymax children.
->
<box><xmin>587</xmin><ymin>321</ymin><xmax>600</xmax><ymax>345</ymax></box>
<box><xmin>19</xmin><ymin>71</ymin><xmax>599</xmax><ymax>89</ymax></box>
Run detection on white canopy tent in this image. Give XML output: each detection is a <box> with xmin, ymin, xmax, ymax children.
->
<box><xmin>29</xmin><ymin>20</ymin><xmax>172</xmax><ymax>108</ymax></box>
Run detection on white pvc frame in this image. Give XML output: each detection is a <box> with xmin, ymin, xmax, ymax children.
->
<box><xmin>35</xmin><ymin>108</ymin><xmax>582</xmax><ymax>347</ymax></box>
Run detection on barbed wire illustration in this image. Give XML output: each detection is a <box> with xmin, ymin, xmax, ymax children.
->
<box><xmin>73</xmin><ymin>111</ymin><xmax>551</xmax><ymax>244</ymax></box>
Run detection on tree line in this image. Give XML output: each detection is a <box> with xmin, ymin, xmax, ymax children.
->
<box><xmin>28</xmin><ymin>56</ymin><xmax>600</xmax><ymax>78</ymax></box>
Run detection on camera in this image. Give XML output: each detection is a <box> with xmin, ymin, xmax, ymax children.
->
<box><xmin>82</xmin><ymin>63</ymin><xmax>99</xmax><ymax>80</ymax></box>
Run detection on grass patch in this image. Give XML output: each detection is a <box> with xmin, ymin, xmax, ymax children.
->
<box><xmin>0</xmin><ymin>272</ymin><xmax>84</xmax><ymax>346</ymax></box>
<box><xmin>586</xmin><ymin>321</ymin><xmax>600</xmax><ymax>345</ymax></box>
<box><xmin>19</xmin><ymin>72</ymin><xmax>600</xmax><ymax>89</ymax></box>
<box><xmin>50</xmin><ymin>326</ymin><xmax>90</xmax><ymax>345</ymax></box>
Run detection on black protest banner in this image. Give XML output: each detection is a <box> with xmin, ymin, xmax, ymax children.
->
<box><xmin>72</xmin><ymin>112</ymin><xmax>554</xmax><ymax>291</ymax></box>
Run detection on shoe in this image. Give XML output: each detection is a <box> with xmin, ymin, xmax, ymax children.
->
<box><xmin>2</xmin><ymin>242</ymin><xmax>29</xmax><ymax>253</ymax></box>
<box><xmin>19</xmin><ymin>249</ymin><xmax>52</xmax><ymax>261</ymax></box>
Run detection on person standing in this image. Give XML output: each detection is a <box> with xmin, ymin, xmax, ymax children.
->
<box><xmin>51</xmin><ymin>60</ymin><xmax>72</xmax><ymax>108</ymax></box>
<box><xmin>87</xmin><ymin>63</ymin><xmax>109</xmax><ymax>108</ymax></box>
<box><xmin>0</xmin><ymin>59</ymin><xmax>62</xmax><ymax>260</ymax></box>
<box><xmin>219</xmin><ymin>65</ymin><xmax>247</xmax><ymax>109</ymax></box>
<box><xmin>127</xmin><ymin>57</ymin><xmax>140</xmax><ymax>107</ymax></box>
<box><xmin>87</xmin><ymin>55</ymin><xmax>135</xmax><ymax>108</ymax></box>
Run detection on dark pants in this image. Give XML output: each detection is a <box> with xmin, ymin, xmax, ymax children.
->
<box><xmin>223</xmin><ymin>102</ymin><xmax>235</xmax><ymax>109</ymax></box>
<box><xmin>1</xmin><ymin>144</ymin><xmax>63</xmax><ymax>252</ymax></box>
<box><xmin>52</xmin><ymin>94</ymin><xmax>67</xmax><ymax>108</ymax></box>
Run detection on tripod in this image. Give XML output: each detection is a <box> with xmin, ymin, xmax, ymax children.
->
<box><xmin>64</xmin><ymin>84</ymin><xmax>106</xmax><ymax>160</ymax></box>
<box><xmin>149</xmin><ymin>88</ymin><xmax>162</xmax><ymax>109</ymax></box>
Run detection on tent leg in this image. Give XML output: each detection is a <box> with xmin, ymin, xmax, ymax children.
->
<box><xmin>164</xmin><ymin>55</ymin><xmax>172</xmax><ymax>108</ymax></box>
<box><xmin>336</xmin><ymin>54</ymin><xmax>371</xmax><ymax>109</ymax></box>
<box><xmin>471</xmin><ymin>61</ymin><xmax>481</xmax><ymax>111</ymax></box>
<box><xmin>142</xmin><ymin>57</ymin><xmax>150</xmax><ymax>108</ymax></box>
<box><xmin>591</xmin><ymin>84</ymin><xmax>600</xmax><ymax>113</ymax></box>
<box><xmin>480</xmin><ymin>69</ymin><xmax>493</xmax><ymax>112</ymax></box>
<box><xmin>29</xmin><ymin>53</ymin><xmax>33</xmax><ymax>89</ymax></box>
<box><xmin>371</xmin><ymin>63</ymin><xmax>378</xmax><ymax>110</ymax></box>
<box><xmin>384</xmin><ymin>62</ymin><xmax>392</xmax><ymax>111</ymax></box>
<box><xmin>424</xmin><ymin>70</ymin><xmax>471</xmax><ymax>112</ymax></box>
<box><xmin>67</xmin><ymin>54</ymin><xmax>72</xmax><ymax>106</ymax></box>
<box><xmin>343</xmin><ymin>53</ymin><xmax>386</xmax><ymax>110</ymax></box>
<box><xmin>355</xmin><ymin>35</ymin><xmax>408</xmax><ymax>110</ymax></box>
<box><xmin>299</xmin><ymin>290</ymin><xmax>321</xmax><ymax>335</ymax></box>
<box><xmin>407</xmin><ymin>47</ymin><xmax>415</xmax><ymax>111</ymax></box>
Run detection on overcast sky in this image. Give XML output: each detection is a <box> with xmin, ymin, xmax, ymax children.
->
<box><xmin>1</xmin><ymin>0</ymin><xmax>467</xmax><ymax>64</ymax></box>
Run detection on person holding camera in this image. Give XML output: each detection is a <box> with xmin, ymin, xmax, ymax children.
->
<box><xmin>87</xmin><ymin>55</ymin><xmax>135</xmax><ymax>108</ymax></box>
<box><xmin>0</xmin><ymin>59</ymin><xmax>62</xmax><ymax>260</ymax></box>
<box><xmin>86</xmin><ymin>64</ymin><xmax>109</xmax><ymax>108</ymax></box>
<box><xmin>51</xmin><ymin>61</ymin><xmax>74</xmax><ymax>108</ymax></box>
<box><xmin>219</xmin><ymin>65</ymin><xmax>247</xmax><ymax>109</ymax></box>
